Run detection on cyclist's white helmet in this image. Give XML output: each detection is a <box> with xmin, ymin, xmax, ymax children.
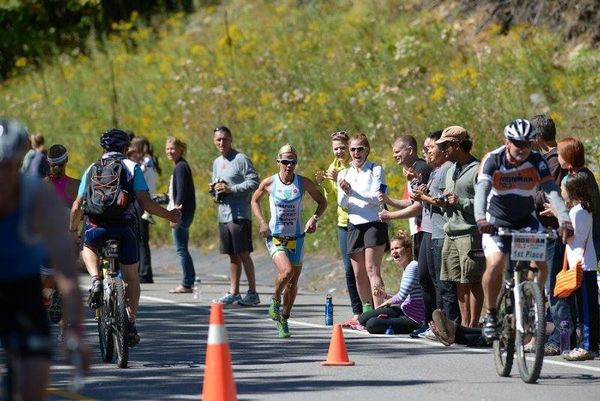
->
<box><xmin>504</xmin><ymin>118</ymin><xmax>536</xmax><ymax>142</ymax></box>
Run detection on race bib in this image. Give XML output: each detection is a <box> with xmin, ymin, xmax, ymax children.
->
<box><xmin>273</xmin><ymin>237</ymin><xmax>296</xmax><ymax>252</ymax></box>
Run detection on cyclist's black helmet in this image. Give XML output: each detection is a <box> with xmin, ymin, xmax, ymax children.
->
<box><xmin>100</xmin><ymin>128</ymin><xmax>130</xmax><ymax>151</ymax></box>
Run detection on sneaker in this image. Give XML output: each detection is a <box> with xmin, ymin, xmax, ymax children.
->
<box><xmin>544</xmin><ymin>342</ymin><xmax>560</xmax><ymax>356</ymax></box>
<box><xmin>341</xmin><ymin>318</ymin><xmax>360</xmax><ymax>329</ymax></box>
<box><xmin>238</xmin><ymin>290</ymin><xmax>261</xmax><ymax>306</ymax></box>
<box><xmin>562</xmin><ymin>347</ymin><xmax>595</xmax><ymax>361</ymax></box>
<box><xmin>87</xmin><ymin>279</ymin><xmax>103</xmax><ymax>309</ymax></box>
<box><xmin>268</xmin><ymin>298</ymin><xmax>281</xmax><ymax>321</ymax></box>
<box><xmin>481</xmin><ymin>311</ymin><xmax>499</xmax><ymax>343</ymax></box>
<box><xmin>214</xmin><ymin>292</ymin><xmax>242</xmax><ymax>305</ymax></box>
<box><xmin>277</xmin><ymin>319</ymin><xmax>291</xmax><ymax>338</ymax></box>
<box><xmin>423</xmin><ymin>328</ymin><xmax>439</xmax><ymax>341</ymax></box>
<box><xmin>409</xmin><ymin>323</ymin><xmax>428</xmax><ymax>339</ymax></box>
<box><xmin>128</xmin><ymin>321</ymin><xmax>140</xmax><ymax>348</ymax></box>
<box><xmin>523</xmin><ymin>338</ymin><xmax>536</xmax><ymax>353</ymax></box>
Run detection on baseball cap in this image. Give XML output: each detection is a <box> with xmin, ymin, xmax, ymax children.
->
<box><xmin>0</xmin><ymin>119</ymin><xmax>29</xmax><ymax>162</ymax></box>
<box><xmin>435</xmin><ymin>126</ymin><xmax>469</xmax><ymax>144</ymax></box>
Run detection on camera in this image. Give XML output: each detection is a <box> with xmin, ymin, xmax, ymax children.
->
<box><xmin>209</xmin><ymin>178</ymin><xmax>228</xmax><ymax>204</ymax></box>
<box><xmin>437</xmin><ymin>194</ymin><xmax>449</xmax><ymax>203</ymax></box>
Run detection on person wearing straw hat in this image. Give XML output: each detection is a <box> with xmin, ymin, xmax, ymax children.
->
<box><xmin>251</xmin><ymin>144</ymin><xmax>327</xmax><ymax>338</ymax></box>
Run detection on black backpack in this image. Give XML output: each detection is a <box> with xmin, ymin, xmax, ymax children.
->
<box><xmin>82</xmin><ymin>155</ymin><xmax>135</xmax><ymax>223</ymax></box>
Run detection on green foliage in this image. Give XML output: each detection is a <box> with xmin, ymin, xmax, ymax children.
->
<box><xmin>1</xmin><ymin>0</ymin><xmax>600</xmax><ymax>254</ymax></box>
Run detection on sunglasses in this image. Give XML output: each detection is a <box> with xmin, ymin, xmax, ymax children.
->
<box><xmin>331</xmin><ymin>131</ymin><xmax>349</xmax><ymax>140</ymax></box>
<box><xmin>213</xmin><ymin>126</ymin><xmax>231</xmax><ymax>134</ymax></box>
<box><xmin>349</xmin><ymin>146</ymin><xmax>366</xmax><ymax>152</ymax></box>
<box><xmin>509</xmin><ymin>139</ymin><xmax>533</xmax><ymax>149</ymax></box>
<box><xmin>278</xmin><ymin>159</ymin><xmax>297</xmax><ymax>166</ymax></box>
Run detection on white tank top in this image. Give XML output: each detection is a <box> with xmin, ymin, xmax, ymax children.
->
<box><xmin>269</xmin><ymin>174</ymin><xmax>304</xmax><ymax>237</ymax></box>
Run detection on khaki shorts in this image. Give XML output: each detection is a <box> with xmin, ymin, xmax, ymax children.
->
<box><xmin>440</xmin><ymin>234</ymin><xmax>485</xmax><ymax>284</ymax></box>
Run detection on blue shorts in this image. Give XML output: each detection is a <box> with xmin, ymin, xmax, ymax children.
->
<box><xmin>266</xmin><ymin>235</ymin><xmax>305</xmax><ymax>267</ymax></box>
<box><xmin>84</xmin><ymin>223</ymin><xmax>139</xmax><ymax>265</ymax></box>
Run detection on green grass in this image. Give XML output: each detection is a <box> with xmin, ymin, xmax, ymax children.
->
<box><xmin>2</xmin><ymin>0</ymin><xmax>600</xmax><ymax>268</ymax></box>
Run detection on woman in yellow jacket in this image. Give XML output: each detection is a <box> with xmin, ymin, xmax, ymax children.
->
<box><xmin>315</xmin><ymin>131</ymin><xmax>362</xmax><ymax>326</ymax></box>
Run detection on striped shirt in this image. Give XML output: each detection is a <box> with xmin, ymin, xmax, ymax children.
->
<box><xmin>390</xmin><ymin>261</ymin><xmax>425</xmax><ymax>324</ymax></box>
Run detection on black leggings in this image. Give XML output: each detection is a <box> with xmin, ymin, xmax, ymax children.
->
<box><xmin>358</xmin><ymin>306</ymin><xmax>420</xmax><ymax>334</ymax></box>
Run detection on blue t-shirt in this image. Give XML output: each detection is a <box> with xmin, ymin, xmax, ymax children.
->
<box><xmin>78</xmin><ymin>153</ymin><xmax>149</xmax><ymax>196</ymax></box>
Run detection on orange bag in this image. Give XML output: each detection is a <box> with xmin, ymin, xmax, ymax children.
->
<box><xmin>553</xmin><ymin>251</ymin><xmax>584</xmax><ymax>298</ymax></box>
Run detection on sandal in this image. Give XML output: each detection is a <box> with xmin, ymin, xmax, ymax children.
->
<box><xmin>431</xmin><ymin>309</ymin><xmax>456</xmax><ymax>346</ymax></box>
<box><xmin>169</xmin><ymin>285</ymin><xmax>192</xmax><ymax>294</ymax></box>
<box><xmin>562</xmin><ymin>347</ymin><xmax>595</xmax><ymax>361</ymax></box>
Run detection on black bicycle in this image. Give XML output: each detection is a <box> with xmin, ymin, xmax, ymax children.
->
<box><xmin>95</xmin><ymin>239</ymin><xmax>129</xmax><ymax>368</ymax></box>
<box><xmin>493</xmin><ymin>228</ymin><xmax>555</xmax><ymax>384</ymax></box>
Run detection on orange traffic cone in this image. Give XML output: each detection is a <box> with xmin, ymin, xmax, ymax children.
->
<box><xmin>321</xmin><ymin>324</ymin><xmax>355</xmax><ymax>366</ymax></box>
<box><xmin>201</xmin><ymin>303</ymin><xmax>237</xmax><ymax>401</ymax></box>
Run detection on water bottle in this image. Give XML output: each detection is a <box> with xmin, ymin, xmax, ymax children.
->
<box><xmin>325</xmin><ymin>294</ymin><xmax>333</xmax><ymax>326</ymax></box>
<box><xmin>193</xmin><ymin>277</ymin><xmax>201</xmax><ymax>300</ymax></box>
<box><xmin>559</xmin><ymin>320</ymin><xmax>570</xmax><ymax>353</ymax></box>
<box><xmin>385</xmin><ymin>325</ymin><xmax>394</xmax><ymax>335</ymax></box>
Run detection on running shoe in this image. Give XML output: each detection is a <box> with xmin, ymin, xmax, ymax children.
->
<box><xmin>238</xmin><ymin>290</ymin><xmax>261</xmax><ymax>306</ymax></box>
<box><xmin>213</xmin><ymin>292</ymin><xmax>242</xmax><ymax>305</ymax></box>
<box><xmin>268</xmin><ymin>298</ymin><xmax>281</xmax><ymax>321</ymax></box>
<box><xmin>481</xmin><ymin>311</ymin><xmax>499</xmax><ymax>342</ymax></box>
<box><xmin>128</xmin><ymin>321</ymin><xmax>140</xmax><ymax>348</ymax></box>
<box><xmin>277</xmin><ymin>320</ymin><xmax>291</xmax><ymax>338</ymax></box>
<box><xmin>87</xmin><ymin>279</ymin><xmax>103</xmax><ymax>310</ymax></box>
<box><xmin>409</xmin><ymin>323</ymin><xmax>428</xmax><ymax>338</ymax></box>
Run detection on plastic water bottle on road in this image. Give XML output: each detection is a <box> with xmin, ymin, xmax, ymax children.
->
<box><xmin>325</xmin><ymin>294</ymin><xmax>333</xmax><ymax>326</ymax></box>
<box><xmin>193</xmin><ymin>277</ymin><xmax>201</xmax><ymax>300</ymax></box>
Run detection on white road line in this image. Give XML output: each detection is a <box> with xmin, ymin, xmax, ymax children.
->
<box><xmin>140</xmin><ymin>294</ymin><xmax>600</xmax><ymax>373</ymax></box>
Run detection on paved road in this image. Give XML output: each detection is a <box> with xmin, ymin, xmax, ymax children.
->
<box><xmin>46</xmin><ymin>250</ymin><xmax>600</xmax><ymax>401</ymax></box>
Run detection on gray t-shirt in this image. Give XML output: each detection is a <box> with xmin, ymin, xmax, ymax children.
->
<box><xmin>212</xmin><ymin>150</ymin><xmax>259</xmax><ymax>223</ymax></box>
<box><xmin>428</xmin><ymin>161</ymin><xmax>452</xmax><ymax>239</ymax></box>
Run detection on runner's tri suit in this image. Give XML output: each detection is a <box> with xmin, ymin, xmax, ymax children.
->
<box><xmin>266</xmin><ymin>174</ymin><xmax>305</xmax><ymax>266</ymax></box>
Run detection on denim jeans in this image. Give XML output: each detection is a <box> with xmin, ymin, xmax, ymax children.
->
<box><xmin>545</xmin><ymin>237</ymin><xmax>578</xmax><ymax>346</ymax></box>
<box><xmin>339</xmin><ymin>226</ymin><xmax>362</xmax><ymax>315</ymax></box>
<box><xmin>172</xmin><ymin>214</ymin><xmax>195</xmax><ymax>288</ymax></box>
<box><xmin>433</xmin><ymin>238</ymin><xmax>460</xmax><ymax>322</ymax></box>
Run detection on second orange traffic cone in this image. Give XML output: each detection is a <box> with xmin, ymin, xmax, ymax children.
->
<box><xmin>201</xmin><ymin>303</ymin><xmax>237</xmax><ymax>401</ymax></box>
<box><xmin>321</xmin><ymin>324</ymin><xmax>355</xmax><ymax>366</ymax></box>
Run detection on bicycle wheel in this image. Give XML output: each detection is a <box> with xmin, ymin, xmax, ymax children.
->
<box><xmin>112</xmin><ymin>278</ymin><xmax>129</xmax><ymax>368</ymax></box>
<box><xmin>493</xmin><ymin>287</ymin><xmax>515</xmax><ymax>377</ymax></box>
<box><xmin>98</xmin><ymin>281</ymin><xmax>114</xmax><ymax>363</ymax></box>
<box><xmin>515</xmin><ymin>281</ymin><xmax>545</xmax><ymax>384</ymax></box>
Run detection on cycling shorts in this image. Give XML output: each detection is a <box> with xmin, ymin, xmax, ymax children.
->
<box><xmin>266</xmin><ymin>235</ymin><xmax>305</xmax><ymax>267</ymax></box>
<box><xmin>0</xmin><ymin>277</ymin><xmax>52</xmax><ymax>358</ymax></box>
<box><xmin>482</xmin><ymin>218</ymin><xmax>542</xmax><ymax>257</ymax></box>
<box><xmin>84</xmin><ymin>223</ymin><xmax>139</xmax><ymax>265</ymax></box>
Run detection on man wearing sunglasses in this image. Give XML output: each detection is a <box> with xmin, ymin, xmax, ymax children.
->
<box><xmin>474</xmin><ymin>118</ymin><xmax>573</xmax><ymax>342</ymax></box>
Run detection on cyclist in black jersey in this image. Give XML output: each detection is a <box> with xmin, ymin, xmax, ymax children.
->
<box><xmin>474</xmin><ymin>119</ymin><xmax>573</xmax><ymax>341</ymax></box>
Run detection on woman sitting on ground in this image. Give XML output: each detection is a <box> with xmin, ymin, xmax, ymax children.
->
<box><xmin>356</xmin><ymin>230</ymin><xmax>424</xmax><ymax>334</ymax></box>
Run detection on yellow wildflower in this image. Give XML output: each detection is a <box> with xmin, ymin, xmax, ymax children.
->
<box><xmin>15</xmin><ymin>57</ymin><xmax>27</xmax><ymax>68</ymax></box>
